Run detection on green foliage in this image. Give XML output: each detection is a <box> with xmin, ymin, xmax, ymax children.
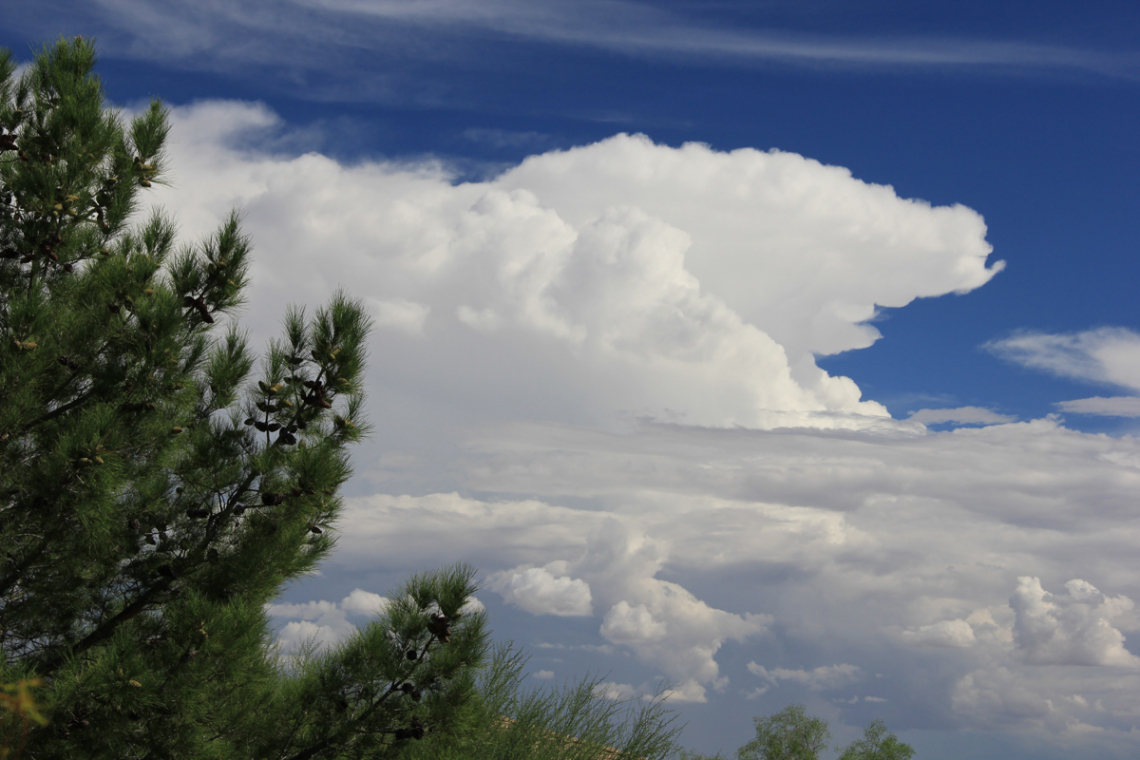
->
<box><xmin>735</xmin><ymin>706</ymin><xmax>914</xmax><ymax>760</ymax></box>
<box><xmin>836</xmin><ymin>720</ymin><xmax>914</xmax><ymax>760</ymax></box>
<box><xmin>737</xmin><ymin>705</ymin><xmax>830</xmax><ymax>760</ymax></box>
<box><xmin>394</xmin><ymin>643</ymin><xmax>684</xmax><ymax>760</ymax></box>
<box><xmin>0</xmin><ymin>679</ymin><xmax>47</xmax><ymax>759</ymax></box>
<box><xmin>0</xmin><ymin>37</ymin><xmax>489</xmax><ymax>759</ymax></box>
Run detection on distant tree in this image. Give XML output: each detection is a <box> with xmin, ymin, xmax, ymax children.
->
<box><xmin>836</xmin><ymin>719</ymin><xmax>914</xmax><ymax>760</ymax></box>
<box><xmin>0</xmin><ymin>37</ymin><xmax>488</xmax><ymax>758</ymax></box>
<box><xmin>737</xmin><ymin>704</ymin><xmax>830</xmax><ymax>760</ymax></box>
<box><xmin>735</xmin><ymin>706</ymin><xmax>914</xmax><ymax>760</ymax></box>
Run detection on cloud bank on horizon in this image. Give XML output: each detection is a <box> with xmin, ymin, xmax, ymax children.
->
<box><xmin>146</xmin><ymin>100</ymin><xmax>1140</xmax><ymax>751</ymax></box>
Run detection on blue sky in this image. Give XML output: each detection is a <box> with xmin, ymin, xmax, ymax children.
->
<box><xmin>6</xmin><ymin>2</ymin><xmax>1140</xmax><ymax>757</ymax></box>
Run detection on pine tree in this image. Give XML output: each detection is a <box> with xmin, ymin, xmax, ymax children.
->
<box><xmin>0</xmin><ymin>38</ymin><xmax>488</xmax><ymax>759</ymax></box>
<box><xmin>393</xmin><ymin>643</ymin><xmax>683</xmax><ymax>760</ymax></box>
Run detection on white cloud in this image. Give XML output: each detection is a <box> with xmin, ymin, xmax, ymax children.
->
<box><xmin>1010</xmin><ymin>577</ymin><xmax>1140</xmax><ymax>667</ymax></box>
<box><xmin>367</xmin><ymin>298</ymin><xmax>431</xmax><ymax>334</ymax></box>
<box><xmin>276</xmin><ymin>620</ymin><xmax>343</xmax><ymax>653</ymax></box>
<box><xmin>660</xmin><ymin>679</ymin><xmax>715</xmax><ymax>703</ymax></box>
<box><xmin>123</xmin><ymin>101</ymin><xmax>1140</xmax><ymax>747</ymax></box>
<box><xmin>907</xmin><ymin>406</ymin><xmax>1015</xmax><ymax>426</ymax></box>
<box><xmin>593</xmin><ymin>678</ymin><xmax>710</xmax><ymax>704</ymax></box>
<box><xmin>487</xmin><ymin>565</ymin><xmax>594</xmax><ymax>616</ymax></box>
<box><xmin>266</xmin><ymin>588</ymin><xmax>393</xmax><ymax>652</ymax></box>
<box><xmin>145</xmin><ymin>103</ymin><xmax>1002</xmax><ymax>431</ymax></box>
<box><xmin>567</xmin><ymin>521</ymin><xmax>771</xmax><ymax>699</ymax></box>
<box><xmin>496</xmin><ymin>133</ymin><xmax>1002</xmax><ymax>364</ymax></box>
<box><xmin>460</xmin><ymin>596</ymin><xmax>487</xmax><ymax>615</ymax></box>
<box><xmin>533</xmin><ymin>669</ymin><xmax>555</xmax><ymax>680</ymax></box>
<box><xmin>322</xmin><ymin>415</ymin><xmax>1140</xmax><ymax>733</ymax></box>
<box><xmin>747</xmin><ymin>662</ymin><xmax>861</xmax><ymax>690</ymax></box>
<box><xmin>601</xmin><ymin>601</ymin><xmax>668</xmax><ymax>642</ymax></box>
<box><xmin>1057</xmin><ymin>397</ymin><xmax>1140</xmax><ymax>417</ymax></box>
<box><xmin>952</xmin><ymin>666</ymin><xmax>1053</xmax><ymax>728</ymax></box>
<box><xmin>593</xmin><ymin>681</ymin><xmax>641</xmax><ymax>701</ymax></box>
<box><xmin>901</xmin><ymin>618</ymin><xmax>977</xmax><ymax>648</ymax></box>
<box><xmin>339</xmin><ymin>588</ymin><xmax>392</xmax><ymax>616</ymax></box>
<box><xmin>949</xmin><ymin>667</ymin><xmax>1112</xmax><ymax>734</ymax></box>
<box><xmin>266</xmin><ymin>599</ymin><xmax>341</xmax><ymax>620</ymax></box>
<box><xmin>987</xmin><ymin>328</ymin><xmax>1140</xmax><ymax>393</ymax></box>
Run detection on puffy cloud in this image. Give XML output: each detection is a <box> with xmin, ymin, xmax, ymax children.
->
<box><xmin>460</xmin><ymin>596</ymin><xmax>487</xmax><ymax>615</ymax></box>
<box><xmin>601</xmin><ymin>601</ymin><xmax>668</xmax><ymax>643</ymax></box>
<box><xmin>1010</xmin><ymin>577</ymin><xmax>1140</xmax><ymax>667</ymax></box>
<box><xmin>532</xmin><ymin>669</ymin><xmax>555</xmax><ymax>680</ymax></box>
<box><xmin>660</xmin><ymin>680</ymin><xmax>716</xmax><ymax>703</ymax></box>
<box><xmin>487</xmin><ymin>565</ymin><xmax>594</xmax><ymax>616</ymax></box>
<box><xmin>907</xmin><ymin>406</ymin><xmax>1015</xmax><ymax>426</ymax></box>
<box><xmin>127</xmin><ymin>101</ymin><xmax>1140</xmax><ymax>748</ymax></box>
<box><xmin>266</xmin><ymin>588</ymin><xmax>394</xmax><ymax>652</ymax></box>
<box><xmin>266</xmin><ymin>601</ymin><xmax>353</xmax><ymax>654</ymax></box>
<box><xmin>747</xmin><ymin>662</ymin><xmax>862</xmax><ymax>690</ymax></box>
<box><xmin>593</xmin><ymin>681</ymin><xmax>641</xmax><ymax>701</ymax></box>
<box><xmin>566</xmin><ymin>521</ymin><xmax>771</xmax><ymax>699</ymax></box>
<box><xmin>496</xmin><ymin>134</ymin><xmax>1001</xmax><ymax>362</ymax></box>
<box><xmin>277</xmin><ymin>620</ymin><xmax>343</xmax><ymax>654</ymax></box>
<box><xmin>987</xmin><ymin>328</ymin><xmax>1140</xmax><ymax>392</ymax></box>
<box><xmin>339</xmin><ymin>588</ymin><xmax>391</xmax><ymax>616</ymax></box>
<box><xmin>144</xmin><ymin>103</ymin><xmax>1000</xmax><ymax>431</ymax></box>
<box><xmin>1056</xmin><ymin>397</ymin><xmax>1140</xmax><ymax>417</ymax></box>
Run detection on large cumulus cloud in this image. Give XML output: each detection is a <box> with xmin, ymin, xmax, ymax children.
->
<box><xmin>146</xmin><ymin>100</ymin><xmax>1000</xmax><ymax>432</ymax></box>
<box><xmin>134</xmin><ymin>100</ymin><xmax>1140</xmax><ymax>755</ymax></box>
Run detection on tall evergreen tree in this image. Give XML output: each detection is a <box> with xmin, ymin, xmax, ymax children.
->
<box><xmin>0</xmin><ymin>37</ymin><xmax>488</xmax><ymax>759</ymax></box>
<box><xmin>394</xmin><ymin>643</ymin><xmax>683</xmax><ymax>760</ymax></box>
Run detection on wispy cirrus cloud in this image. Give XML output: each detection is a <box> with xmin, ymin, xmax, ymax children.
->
<box><xmin>11</xmin><ymin>0</ymin><xmax>1139</xmax><ymax>101</ymax></box>
<box><xmin>297</xmin><ymin>0</ymin><xmax>1140</xmax><ymax>78</ymax></box>
<box><xmin>987</xmin><ymin>328</ymin><xmax>1140</xmax><ymax>392</ymax></box>
<box><xmin>1057</xmin><ymin>396</ymin><xmax>1140</xmax><ymax>417</ymax></box>
<box><xmin>907</xmin><ymin>406</ymin><xmax>1015</xmax><ymax>426</ymax></box>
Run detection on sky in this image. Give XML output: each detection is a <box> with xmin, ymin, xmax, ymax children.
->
<box><xmin>4</xmin><ymin>1</ymin><xmax>1140</xmax><ymax>757</ymax></box>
